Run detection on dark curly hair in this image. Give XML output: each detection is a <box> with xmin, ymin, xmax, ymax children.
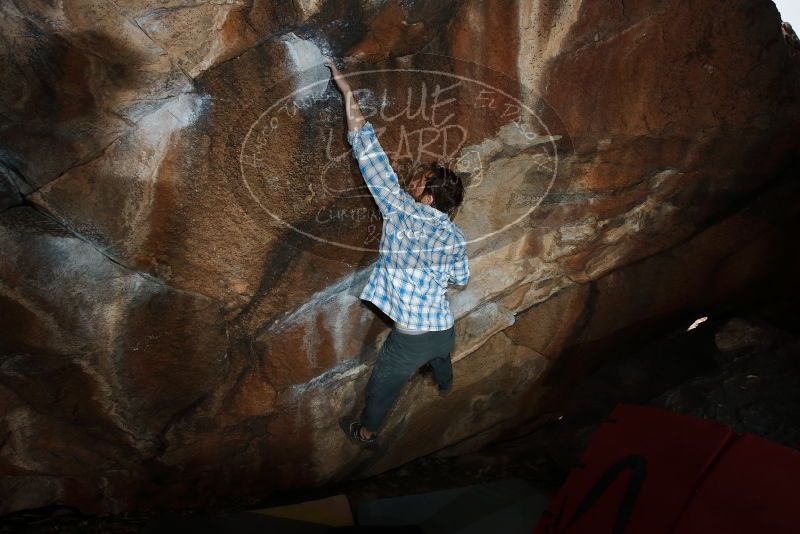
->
<box><xmin>422</xmin><ymin>161</ymin><xmax>465</xmax><ymax>219</ymax></box>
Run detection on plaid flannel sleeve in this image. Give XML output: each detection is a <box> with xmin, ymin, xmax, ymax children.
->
<box><xmin>348</xmin><ymin>121</ymin><xmax>415</xmax><ymax>218</ymax></box>
<box><xmin>448</xmin><ymin>237</ymin><xmax>470</xmax><ymax>286</ymax></box>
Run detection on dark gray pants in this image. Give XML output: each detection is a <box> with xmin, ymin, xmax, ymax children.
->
<box><xmin>360</xmin><ymin>325</ymin><xmax>455</xmax><ymax>433</ymax></box>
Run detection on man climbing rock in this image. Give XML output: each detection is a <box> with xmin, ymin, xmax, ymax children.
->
<box><xmin>325</xmin><ymin>57</ymin><xmax>470</xmax><ymax>450</ymax></box>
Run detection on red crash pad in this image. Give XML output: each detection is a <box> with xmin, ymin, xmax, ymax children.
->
<box><xmin>672</xmin><ymin>432</ymin><xmax>800</xmax><ymax>533</ymax></box>
<box><xmin>534</xmin><ymin>404</ymin><xmax>800</xmax><ymax>533</ymax></box>
<box><xmin>533</xmin><ymin>404</ymin><xmax>733</xmax><ymax>533</ymax></box>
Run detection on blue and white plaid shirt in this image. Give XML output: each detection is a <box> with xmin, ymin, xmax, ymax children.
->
<box><xmin>348</xmin><ymin>121</ymin><xmax>469</xmax><ymax>332</ymax></box>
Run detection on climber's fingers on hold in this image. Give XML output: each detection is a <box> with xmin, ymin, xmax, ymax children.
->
<box><xmin>324</xmin><ymin>56</ymin><xmax>339</xmax><ymax>72</ymax></box>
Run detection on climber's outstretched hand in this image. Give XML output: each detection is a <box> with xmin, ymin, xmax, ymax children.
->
<box><xmin>325</xmin><ymin>57</ymin><xmax>350</xmax><ymax>94</ymax></box>
<box><xmin>325</xmin><ymin>56</ymin><xmax>365</xmax><ymax>132</ymax></box>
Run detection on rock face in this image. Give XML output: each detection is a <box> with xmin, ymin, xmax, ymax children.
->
<box><xmin>655</xmin><ymin>316</ymin><xmax>800</xmax><ymax>449</ymax></box>
<box><xmin>1</xmin><ymin>0</ymin><xmax>799</xmax><ymax>515</ymax></box>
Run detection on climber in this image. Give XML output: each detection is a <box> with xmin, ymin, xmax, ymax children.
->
<box><xmin>325</xmin><ymin>57</ymin><xmax>470</xmax><ymax>450</ymax></box>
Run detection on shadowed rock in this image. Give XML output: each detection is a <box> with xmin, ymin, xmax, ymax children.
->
<box><xmin>1</xmin><ymin>0</ymin><xmax>799</xmax><ymax>516</ymax></box>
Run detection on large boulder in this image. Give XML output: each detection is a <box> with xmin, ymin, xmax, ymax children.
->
<box><xmin>1</xmin><ymin>0</ymin><xmax>798</xmax><ymax>515</ymax></box>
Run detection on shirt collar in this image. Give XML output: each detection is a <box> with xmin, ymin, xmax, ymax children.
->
<box><xmin>417</xmin><ymin>202</ymin><xmax>449</xmax><ymax>221</ymax></box>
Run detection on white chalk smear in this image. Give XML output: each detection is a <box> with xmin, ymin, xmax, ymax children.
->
<box><xmin>281</xmin><ymin>32</ymin><xmax>332</xmax><ymax>107</ymax></box>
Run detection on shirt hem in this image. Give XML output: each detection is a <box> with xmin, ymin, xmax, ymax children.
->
<box><xmin>361</xmin><ymin>296</ymin><xmax>454</xmax><ymax>332</ymax></box>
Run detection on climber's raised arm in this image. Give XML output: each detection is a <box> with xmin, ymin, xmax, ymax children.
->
<box><xmin>325</xmin><ymin>57</ymin><xmax>415</xmax><ymax>218</ymax></box>
<box><xmin>325</xmin><ymin>57</ymin><xmax>365</xmax><ymax>134</ymax></box>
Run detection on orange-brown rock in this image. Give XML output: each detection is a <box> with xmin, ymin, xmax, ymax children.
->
<box><xmin>1</xmin><ymin>0</ymin><xmax>798</xmax><ymax>516</ymax></box>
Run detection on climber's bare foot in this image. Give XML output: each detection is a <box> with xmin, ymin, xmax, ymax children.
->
<box><xmin>359</xmin><ymin>427</ymin><xmax>374</xmax><ymax>439</ymax></box>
